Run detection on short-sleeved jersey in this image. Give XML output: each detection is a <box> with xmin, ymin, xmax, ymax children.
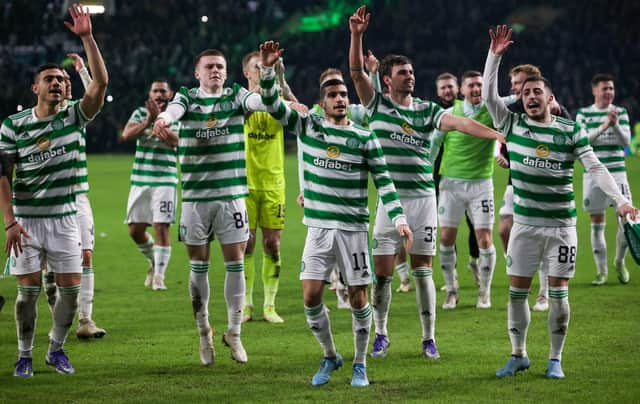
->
<box><xmin>575</xmin><ymin>104</ymin><xmax>630</xmax><ymax>173</ymax></box>
<box><xmin>170</xmin><ymin>84</ymin><xmax>252</xmax><ymax>202</ymax></box>
<box><xmin>244</xmin><ymin>111</ymin><xmax>284</xmax><ymax>191</ymax></box>
<box><xmin>261</xmin><ymin>67</ymin><xmax>405</xmax><ymax>231</ymax></box>
<box><xmin>127</xmin><ymin>107</ymin><xmax>178</xmax><ymax>187</ymax></box>
<box><xmin>499</xmin><ymin>112</ymin><xmax>592</xmax><ymax>227</ymax></box>
<box><xmin>366</xmin><ymin>92</ymin><xmax>446</xmax><ymax>198</ymax></box>
<box><xmin>0</xmin><ymin>103</ymin><xmax>90</xmax><ymax>218</ymax></box>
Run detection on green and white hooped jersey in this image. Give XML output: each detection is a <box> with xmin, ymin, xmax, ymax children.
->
<box><xmin>261</xmin><ymin>67</ymin><xmax>405</xmax><ymax>231</ymax></box>
<box><xmin>0</xmin><ymin>103</ymin><xmax>90</xmax><ymax>218</ymax></box>
<box><xmin>500</xmin><ymin>112</ymin><xmax>592</xmax><ymax>227</ymax></box>
<box><xmin>127</xmin><ymin>106</ymin><xmax>178</xmax><ymax>187</ymax></box>
<box><xmin>366</xmin><ymin>91</ymin><xmax>446</xmax><ymax>198</ymax></box>
<box><xmin>170</xmin><ymin>84</ymin><xmax>252</xmax><ymax>202</ymax></box>
<box><xmin>576</xmin><ymin>104</ymin><xmax>630</xmax><ymax>173</ymax></box>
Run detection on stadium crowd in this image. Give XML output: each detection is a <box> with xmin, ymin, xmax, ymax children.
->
<box><xmin>0</xmin><ymin>0</ymin><xmax>638</xmax><ymax>153</ymax></box>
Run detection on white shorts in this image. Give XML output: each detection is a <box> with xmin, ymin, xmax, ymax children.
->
<box><xmin>499</xmin><ymin>185</ymin><xmax>514</xmax><ymax>217</ymax></box>
<box><xmin>438</xmin><ymin>177</ymin><xmax>495</xmax><ymax>229</ymax></box>
<box><xmin>8</xmin><ymin>216</ymin><xmax>82</xmax><ymax>275</ymax></box>
<box><xmin>300</xmin><ymin>227</ymin><xmax>372</xmax><ymax>287</ymax></box>
<box><xmin>179</xmin><ymin>199</ymin><xmax>250</xmax><ymax>246</ymax></box>
<box><xmin>506</xmin><ymin>223</ymin><xmax>577</xmax><ymax>279</ymax></box>
<box><xmin>76</xmin><ymin>193</ymin><xmax>95</xmax><ymax>251</ymax></box>
<box><xmin>583</xmin><ymin>172</ymin><xmax>632</xmax><ymax>214</ymax></box>
<box><xmin>125</xmin><ymin>185</ymin><xmax>177</xmax><ymax>225</ymax></box>
<box><xmin>373</xmin><ymin>196</ymin><xmax>437</xmax><ymax>256</ymax></box>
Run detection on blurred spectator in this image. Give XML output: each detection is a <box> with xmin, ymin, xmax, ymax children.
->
<box><xmin>0</xmin><ymin>0</ymin><xmax>637</xmax><ymax>152</ymax></box>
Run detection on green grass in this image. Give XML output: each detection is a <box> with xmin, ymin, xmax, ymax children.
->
<box><xmin>0</xmin><ymin>153</ymin><xmax>639</xmax><ymax>403</ymax></box>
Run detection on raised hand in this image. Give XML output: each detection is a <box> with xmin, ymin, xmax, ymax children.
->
<box><xmin>64</xmin><ymin>3</ymin><xmax>92</xmax><ymax>38</ymax></box>
<box><xmin>145</xmin><ymin>98</ymin><xmax>161</xmax><ymax>122</ymax></box>
<box><xmin>67</xmin><ymin>52</ymin><xmax>85</xmax><ymax>72</ymax></box>
<box><xmin>289</xmin><ymin>102</ymin><xmax>309</xmax><ymax>115</ymax></box>
<box><xmin>259</xmin><ymin>41</ymin><xmax>284</xmax><ymax>67</ymax></box>
<box><xmin>364</xmin><ymin>50</ymin><xmax>379</xmax><ymax>74</ymax></box>
<box><xmin>607</xmin><ymin>109</ymin><xmax>618</xmax><ymax>126</ymax></box>
<box><xmin>489</xmin><ymin>25</ymin><xmax>513</xmax><ymax>55</ymax></box>
<box><xmin>349</xmin><ymin>5</ymin><xmax>370</xmax><ymax>35</ymax></box>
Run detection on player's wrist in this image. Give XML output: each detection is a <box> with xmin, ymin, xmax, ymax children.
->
<box><xmin>4</xmin><ymin>220</ymin><xmax>18</xmax><ymax>231</ymax></box>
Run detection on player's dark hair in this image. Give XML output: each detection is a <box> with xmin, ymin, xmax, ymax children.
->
<box><xmin>151</xmin><ymin>79</ymin><xmax>172</xmax><ymax>90</ymax></box>
<box><xmin>591</xmin><ymin>73</ymin><xmax>614</xmax><ymax>87</ymax></box>
<box><xmin>34</xmin><ymin>63</ymin><xmax>64</xmax><ymax>82</ymax></box>
<box><xmin>461</xmin><ymin>70</ymin><xmax>482</xmax><ymax>82</ymax></box>
<box><xmin>380</xmin><ymin>54</ymin><xmax>412</xmax><ymax>79</ymax></box>
<box><xmin>319</xmin><ymin>79</ymin><xmax>346</xmax><ymax>100</ymax></box>
<box><xmin>522</xmin><ymin>75</ymin><xmax>553</xmax><ymax>93</ymax></box>
<box><xmin>194</xmin><ymin>49</ymin><xmax>226</xmax><ymax>68</ymax></box>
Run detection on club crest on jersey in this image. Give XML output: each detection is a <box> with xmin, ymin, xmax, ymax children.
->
<box><xmin>553</xmin><ymin>134</ymin><xmax>567</xmax><ymax>145</ymax></box>
<box><xmin>221</xmin><ymin>101</ymin><xmax>233</xmax><ymax>112</ymax></box>
<box><xmin>206</xmin><ymin>116</ymin><xmax>218</xmax><ymax>128</ymax></box>
<box><xmin>401</xmin><ymin>122</ymin><xmax>414</xmax><ymax>134</ymax></box>
<box><xmin>413</xmin><ymin>116</ymin><xmax>425</xmax><ymax>128</ymax></box>
<box><xmin>326</xmin><ymin>145</ymin><xmax>340</xmax><ymax>158</ymax></box>
<box><xmin>51</xmin><ymin>119</ymin><xmax>64</xmax><ymax>131</ymax></box>
<box><xmin>37</xmin><ymin>137</ymin><xmax>51</xmax><ymax>150</ymax></box>
<box><xmin>535</xmin><ymin>144</ymin><xmax>550</xmax><ymax>158</ymax></box>
<box><xmin>346</xmin><ymin>138</ymin><xmax>360</xmax><ymax>150</ymax></box>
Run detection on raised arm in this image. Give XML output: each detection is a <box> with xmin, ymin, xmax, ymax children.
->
<box><xmin>439</xmin><ymin>113</ymin><xmax>504</xmax><ymax>143</ymax></box>
<box><xmin>364</xmin><ymin>50</ymin><xmax>382</xmax><ymax>93</ymax></box>
<box><xmin>68</xmin><ymin>53</ymin><xmax>92</xmax><ymax>90</ymax></box>
<box><xmin>576</xmin><ymin>109</ymin><xmax>608</xmax><ymax>143</ymax></box>
<box><xmin>611</xmin><ymin>108</ymin><xmax>631</xmax><ymax>146</ymax></box>
<box><xmin>65</xmin><ymin>4</ymin><xmax>108</xmax><ymax>120</ymax></box>
<box><xmin>482</xmin><ymin>25</ymin><xmax>513</xmax><ymax>129</ymax></box>
<box><xmin>122</xmin><ymin>101</ymin><xmax>160</xmax><ymax>142</ymax></box>
<box><xmin>273</xmin><ymin>58</ymin><xmax>299</xmax><ymax>103</ymax></box>
<box><xmin>259</xmin><ymin>41</ymin><xmax>304</xmax><ymax>135</ymax></box>
<box><xmin>349</xmin><ymin>6</ymin><xmax>375</xmax><ymax>106</ymax></box>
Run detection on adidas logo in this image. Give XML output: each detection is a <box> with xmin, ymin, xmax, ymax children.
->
<box><xmin>509</xmin><ymin>327</ymin><xmax>520</xmax><ymax>335</ymax></box>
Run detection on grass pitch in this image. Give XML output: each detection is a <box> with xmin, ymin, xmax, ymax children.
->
<box><xmin>0</xmin><ymin>153</ymin><xmax>639</xmax><ymax>403</ymax></box>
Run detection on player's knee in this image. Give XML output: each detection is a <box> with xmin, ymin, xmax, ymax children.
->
<box><xmin>590</xmin><ymin>214</ymin><xmax>605</xmax><ymax>224</ymax></box>
<box><xmin>348</xmin><ymin>286</ymin><xmax>368</xmax><ymax>309</ymax></box>
<box><xmin>263</xmin><ymin>237</ymin><xmax>280</xmax><ymax>258</ymax></box>
<box><xmin>475</xmin><ymin>230</ymin><xmax>492</xmax><ymax>248</ymax></box>
<box><xmin>440</xmin><ymin>227</ymin><xmax>457</xmax><ymax>246</ymax></box>
<box><xmin>128</xmin><ymin>225</ymin><xmax>144</xmax><ymax>241</ymax></box>
<box><xmin>245</xmin><ymin>236</ymin><xmax>256</xmax><ymax>255</ymax></box>
<box><xmin>56</xmin><ymin>273</ymin><xmax>82</xmax><ymax>287</ymax></box>
<box><xmin>499</xmin><ymin>222</ymin><xmax>511</xmax><ymax>242</ymax></box>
